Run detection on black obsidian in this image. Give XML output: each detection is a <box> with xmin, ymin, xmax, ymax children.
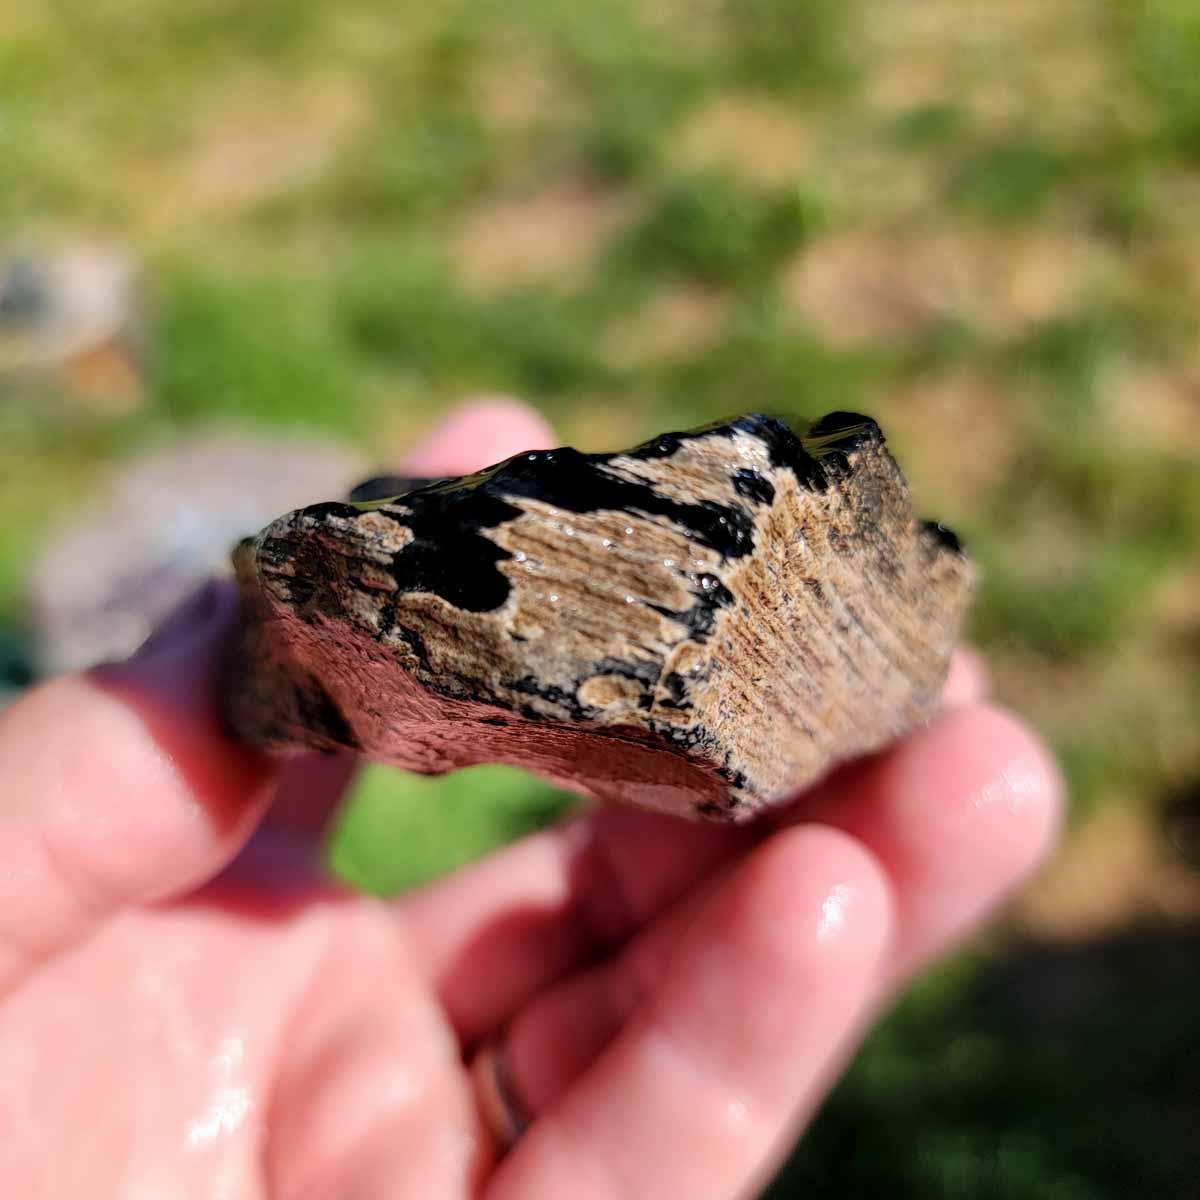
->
<box><xmin>922</xmin><ymin>520</ymin><xmax>966</xmax><ymax>555</ymax></box>
<box><xmin>312</xmin><ymin>412</ymin><xmax>886</xmax><ymax>615</ymax></box>
<box><xmin>346</xmin><ymin>474</ymin><xmax>435</xmax><ymax>503</ymax></box>
<box><xmin>731</xmin><ymin>468</ymin><xmax>776</xmax><ymax>506</ymax></box>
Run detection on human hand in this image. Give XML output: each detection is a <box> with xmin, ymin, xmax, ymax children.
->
<box><xmin>0</xmin><ymin>401</ymin><xmax>1061</xmax><ymax>1199</ymax></box>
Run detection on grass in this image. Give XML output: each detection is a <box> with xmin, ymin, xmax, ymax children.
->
<box><xmin>3</xmin><ymin>0</ymin><xmax>1198</xmax><ymax>1194</ymax></box>
<box><xmin>154</xmin><ymin>263</ymin><xmax>365</xmax><ymax>433</ymax></box>
<box><xmin>329</xmin><ymin>764</ymin><xmax>579</xmax><ymax>895</ymax></box>
<box><xmin>614</xmin><ymin>172</ymin><xmax>821</xmax><ymax>285</ymax></box>
<box><xmin>768</xmin><ymin>928</ymin><xmax>1200</xmax><ymax>1198</ymax></box>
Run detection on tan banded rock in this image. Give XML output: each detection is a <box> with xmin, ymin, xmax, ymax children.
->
<box><xmin>227</xmin><ymin>411</ymin><xmax>975</xmax><ymax>821</ymax></box>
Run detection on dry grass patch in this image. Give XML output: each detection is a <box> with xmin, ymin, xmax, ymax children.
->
<box><xmin>184</xmin><ymin>72</ymin><xmax>369</xmax><ymax>214</ymax></box>
<box><xmin>988</xmin><ymin>229</ymin><xmax>1118</xmax><ymax>333</ymax></box>
<box><xmin>864</xmin><ymin>46</ymin><xmax>1030</xmax><ymax>134</ymax></box>
<box><xmin>671</xmin><ymin>94</ymin><xmax>816</xmax><ymax>187</ymax></box>
<box><xmin>601</xmin><ymin>282</ymin><xmax>728</xmax><ymax>367</ymax></box>
<box><xmin>1016</xmin><ymin>802</ymin><xmax>1200</xmax><ymax>941</ymax></box>
<box><xmin>1023</xmin><ymin>41</ymin><xmax>1142</xmax><ymax>139</ymax></box>
<box><xmin>469</xmin><ymin>46</ymin><xmax>574</xmax><ymax>134</ymax></box>
<box><xmin>452</xmin><ymin>178</ymin><xmax>637</xmax><ymax>293</ymax></box>
<box><xmin>0</xmin><ymin>0</ymin><xmax>54</xmax><ymax>38</ymax></box>
<box><xmin>1152</xmin><ymin>558</ymin><xmax>1200</xmax><ymax>646</ymax></box>
<box><xmin>126</xmin><ymin>70</ymin><xmax>369</xmax><ymax>232</ymax></box>
<box><xmin>878</xmin><ymin>369</ymin><xmax>1019</xmax><ymax>512</ymax></box>
<box><xmin>1100</xmin><ymin>365</ymin><xmax>1200</xmax><ymax>456</ymax></box>
<box><xmin>864</xmin><ymin>0</ymin><xmax>1115</xmax><ymax>135</ymax></box>
<box><xmin>780</xmin><ymin>230</ymin><xmax>977</xmax><ymax>346</ymax></box>
<box><xmin>815</xmin><ymin>140</ymin><xmax>946</xmax><ymax>222</ymax></box>
<box><xmin>866</xmin><ymin>0</ymin><xmax>1099</xmax><ymax>66</ymax></box>
<box><xmin>633</xmin><ymin>0</ymin><xmax>725</xmax><ymax>53</ymax></box>
<box><xmin>782</xmin><ymin>226</ymin><xmax>1116</xmax><ymax>345</ymax></box>
<box><xmin>557</xmin><ymin>397</ymin><xmax>655</xmax><ymax>452</ymax></box>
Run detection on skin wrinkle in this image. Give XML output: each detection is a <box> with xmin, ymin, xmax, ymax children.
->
<box><xmin>638</xmin><ymin>998</ymin><xmax>771</xmax><ymax>1138</ymax></box>
<box><xmin>504</xmin><ymin>862</ymin><xmax>737</xmax><ymax>1117</ymax></box>
<box><xmin>1</xmin><ymin>676</ymin><xmax>1056</xmax><ymax>1200</ymax></box>
<box><xmin>659</xmin><ymin>886</ymin><xmax>880</xmax><ymax>1107</ymax></box>
<box><xmin>692</xmin><ymin>840</ymin><xmax>886</xmax><ymax>1081</ymax></box>
<box><xmin>497</xmin><ymin>836</ymin><xmax>894</xmax><ymax>1200</ymax></box>
<box><xmin>0</xmin><ymin>674</ymin><xmax>260</xmax><ymax>996</ymax></box>
<box><xmin>441</xmin><ymin>815</ymin><xmax>654</xmax><ymax>1053</ymax></box>
<box><xmin>525</xmin><ymin>1107</ymin><xmax>644</xmax><ymax>1200</ymax></box>
<box><xmin>681</xmin><ymin>1034</ymin><xmax>768</xmax><ymax>1159</ymax></box>
<box><xmin>261</xmin><ymin>900</ymin><xmax>344</xmax><ymax>1198</ymax></box>
<box><xmin>564</xmin><ymin>816</ymin><xmax>652</xmax><ymax>957</ymax></box>
<box><xmin>0</xmin><ymin>836</ymin><xmax>95</xmax><ymax>990</ymax></box>
<box><xmin>510</xmin><ymin>824</ymin><xmax>899</xmax><ymax>1135</ymax></box>
<box><xmin>263</xmin><ymin>899</ymin><xmax>477</xmax><ymax>1194</ymax></box>
<box><xmin>35</xmin><ymin>815</ymin><xmax>119</xmax><ymax>935</ymax></box>
<box><xmin>603</xmin><ymin>908</ymin><xmax>681</xmax><ymax>1030</ymax></box>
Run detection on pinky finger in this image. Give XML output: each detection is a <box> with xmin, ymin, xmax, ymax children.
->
<box><xmin>486</xmin><ymin>827</ymin><xmax>893</xmax><ymax>1200</ymax></box>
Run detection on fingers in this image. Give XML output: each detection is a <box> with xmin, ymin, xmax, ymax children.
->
<box><xmin>499</xmin><ymin>860</ymin><xmax>725</xmax><ymax>1116</ymax></box>
<box><xmin>487</xmin><ymin>828</ymin><xmax>893</xmax><ymax>1200</ymax></box>
<box><xmin>402</xmin><ymin>396</ymin><xmax>556</xmax><ymax>476</ymax></box>
<box><xmin>400</xmin><ymin>807</ymin><xmax>756</xmax><ymax>1044</ymax></box>
<box><xmin>793</xmin><ymin>702</ymin><xmax>1062</xmax><ymax>981</ymax></box>
<box><xmin>0</xmin><ymin>582</ymin><xmax>277</xmax><ymax>996</ymax></box>
<box><xmin>405</xmin><ymin>646</ymin><xmax>997</xmax><ymax>1044</ymax></box>
<box><xmin>495</xmin><ymin>703</ymin><xmax>1061</xmax><ymax>1121</ymax></box>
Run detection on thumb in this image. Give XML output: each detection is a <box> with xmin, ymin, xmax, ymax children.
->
<box><xmin>0</xmin><ymin>580</ymin><xmax>277</xmax><ymax>997</ymax></box>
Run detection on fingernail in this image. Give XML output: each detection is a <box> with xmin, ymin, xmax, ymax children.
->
<box><xmin>130</xmin><ymin>579</ymin><xmax>228</xmax><ymax>663</ymax></box>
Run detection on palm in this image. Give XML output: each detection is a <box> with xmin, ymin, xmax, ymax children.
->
<box><xmin>1</xmin><ymin>845</ymin><xmax>489</xmax><ymax>1197</ymax></box>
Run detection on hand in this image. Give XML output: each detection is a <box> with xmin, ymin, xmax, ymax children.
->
<box><xmin>0</xmin><ymin>401</ymin><xmax>1061</xmax><ymax>1199</ymax></box>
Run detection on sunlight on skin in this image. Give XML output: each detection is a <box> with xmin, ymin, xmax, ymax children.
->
<box><xmin>0</xmin><ymin>402</ymin><xmax>1061</xmax><ymax>1199</ymax></box>
<box><xmin>184</xmin><ymin>1035</ymin><xmax>252</xmax><ymax>1151</ymax></box>
<box><xmin>817</xmin><ymin>882</ymin><xmax>856</xmax><ymax>942</ymax></box>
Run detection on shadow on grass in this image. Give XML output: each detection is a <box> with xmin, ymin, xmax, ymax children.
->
<box><xmin>767</xmin><ymin>923</ymin><xmax>1200</xmax><ymax>1199</ymax></box>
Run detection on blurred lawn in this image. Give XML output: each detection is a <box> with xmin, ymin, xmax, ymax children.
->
<box><xmin>3</xmin><ymin>0</ymin><xmax>1200</xmax><ymax>1194</ymax></box>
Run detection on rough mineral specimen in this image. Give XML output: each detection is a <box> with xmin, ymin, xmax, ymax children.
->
<box><xmin>227</xmin><ymin>411</ymin><xmax>975</xmax><ymax>821</ymax></box>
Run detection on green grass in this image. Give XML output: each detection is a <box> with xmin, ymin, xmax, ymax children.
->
<box><xmin>4</xmin><ymin>0</ymin><xmax>1199</xmax><ymax>1194</ymax></box>
<box><xmin>949</xmin><ymin>136</ymin><xmax>1070</xmax><ymax>223</ymax></box>
<box><xmin>614</xmin><ymin>173</ymin><xmax>821</xmax><ymax>285</ymax></box>
<box><xmin>154</xmin><ymin>264</ymin><xmax>365</xmax><ymax>433</ymax></box>
<box><xmin>724</xmin><ymin>0</ymin><xmax>862</xmax><ymax>92</ymax></box>
<box><xmin>306</xmin><ymin>109</ymin><xmax>494</xmax><ymax>224</ymax></box>
<box><xmin>336</xmin><ymin>251</ymin><xmax>619</xmax><ymax>398</ymax></box>
<box><xmin>1121</xmin><ymin>0</ymin><xmax>1200</xmax><ymax>159</ymax></box>
<box><xmin>329</xmin><ymin>764</ymin><xmax>579</xmax><ymax>894</ymax></box>
<box><xmin>767</xmin><ymin>929</ymin><xmax>1200</xmax><ymax>1198</ymax></box>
